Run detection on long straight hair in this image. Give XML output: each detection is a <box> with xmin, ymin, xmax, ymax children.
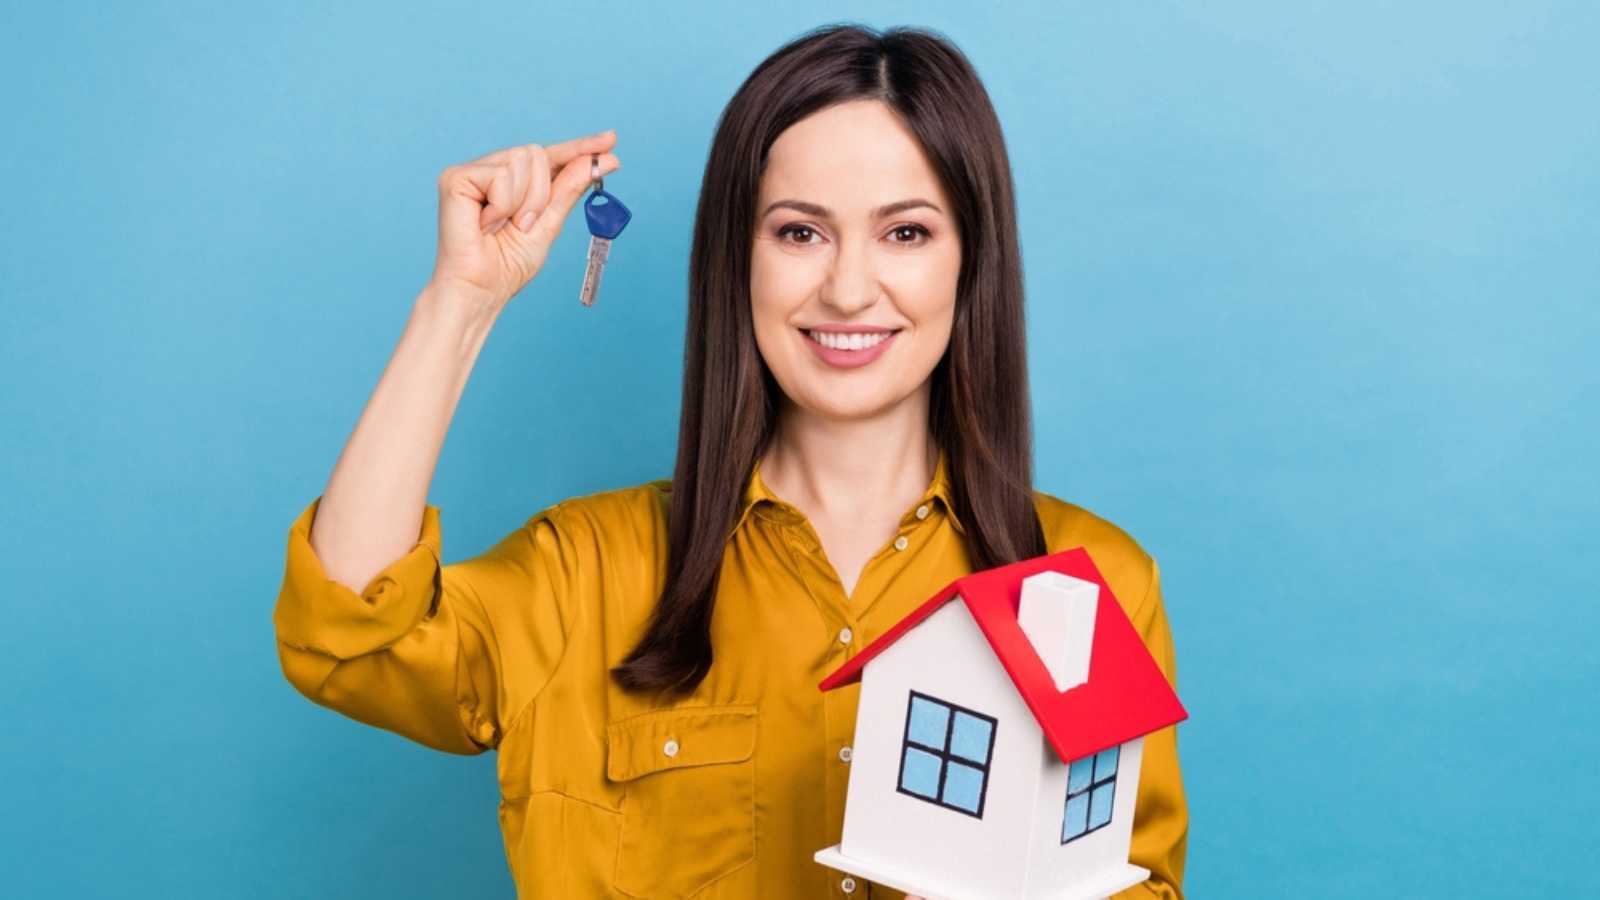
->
<box><xmin>611</xmin><ymin>22</ymin><xmax>1046</xmax><ymax>697</ymax></box>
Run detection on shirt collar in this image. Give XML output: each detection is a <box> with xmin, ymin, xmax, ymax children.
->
<box><xmin>733</xmin><ymin>446</ymin><xmax>965</xmax><ymax>537</ymax></box>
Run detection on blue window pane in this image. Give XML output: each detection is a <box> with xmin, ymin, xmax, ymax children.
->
<box><xmin>1089</xmin><ymin>782</ymin><xmax>1116</xmax><ymax>829</ymax></box>
<box><xmin>1068</xmin><ymin>755</ymin><xmax>1094</xmax><ymax>794</ymax></box>
<box><xmin>900</xmin><ymin>747</ymin><xmax>942</xmax><ymax>799</ymax></box>
<box><xmin>948</xmin><ymin>711</ymin><xmax>993</xmax><ymax>764</ymax></box>
<box><xmin>907</xmin><ymin>696</ymin><xmax>950</xmax><ymax>749</ymax></box>
<box><xmin>941</xmin><ymin>760</ymin><xmax>985</xmax><ymax>814</ymax></box>
<box><xmin>1094</xmin><ymin>745</ymin><xmax>1119</xmax><ymax>782</ymax></box>
<box><xmin>1062</xmin><ymin>790</ymin><xmax>1089</xmax><ymax>841</ymax></box>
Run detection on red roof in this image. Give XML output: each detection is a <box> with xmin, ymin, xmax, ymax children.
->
<box><xmin>818</xmin><ymin>547</ymin><xmax>1187</xmax><ymax>765</ymax></box>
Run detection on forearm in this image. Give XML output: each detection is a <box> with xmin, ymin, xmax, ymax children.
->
<box><xmin>311</xmin><ymin>282</ymin><xmax>500</xmax><ymax>593</ymax></box>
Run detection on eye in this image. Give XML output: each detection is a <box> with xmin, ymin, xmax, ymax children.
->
<box><xmin>889</xmin><ymin>224</ymin><xmax>932</xmax><ymax>245</ymax></box>
<box><xmin>776</xmin><ymin>223</ymin><xmax>822</xmax><ymax>245</ymax></box>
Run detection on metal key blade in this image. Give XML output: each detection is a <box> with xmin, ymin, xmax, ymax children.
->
<box><xmin>579</xmin><ymin>235</ymin><xmax>611</xmax><ymax>306</ymax></box>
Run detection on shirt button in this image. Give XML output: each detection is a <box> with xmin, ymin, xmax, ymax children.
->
<box><xmin>893</xmin><ymin>535</ymin><xmax>909</xmax><ymax>551</ymax></box>
<box><xmin>662</xmin><ymin>738</ymin><xmax>679</xmax><ymax>757</ymax></box>
<box><xmin>915</xmin><ymin>504</ymin><xmax>930</xmax><ymax>520</ymax></box>
<box><xmin>838</xmin><ymin>627</ymin><xmax>853</xmax><ymax>645</ymax></box>
<box><xmin>841</xmin><ymin>875</ymin><xmax>857</xmax><ymax>893</ymax></box>
<box><xmin>838</xmin><ymin>745</ymin><xmax>852</xmax><ymax>763</ymax></box>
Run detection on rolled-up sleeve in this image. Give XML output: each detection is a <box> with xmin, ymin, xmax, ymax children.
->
<box><xmin>1115</xmin><ymin>556</ymin><xmax>1188</xmax><ymax>899</ymax></box>
<box><xmin>272</xmin><ymin>495</ymin><xmax>579</xmax><ymax>756</ymax></box>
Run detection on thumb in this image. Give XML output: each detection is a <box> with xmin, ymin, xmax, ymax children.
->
<box><xmin>526</xmin><ymin>151</ymin><xmax>621</xmax><ymax>248</ymax></box>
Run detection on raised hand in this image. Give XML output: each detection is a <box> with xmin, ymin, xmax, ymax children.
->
<box><xmin>428</xmin><ymin>130</ymin><xmax>621</xmax><ymax>311</ymax></box>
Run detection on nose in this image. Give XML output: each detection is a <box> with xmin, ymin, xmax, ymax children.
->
<box><xmin>817</xmin><ymin>234</ymin><xmax>878</xmax><ymax>316</ymax></box>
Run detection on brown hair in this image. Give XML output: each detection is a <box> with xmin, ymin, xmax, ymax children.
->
<box><xmin>611</xmin><ymin>22</ymin><xmax>1046</xmax><ymax>697</ymax></box>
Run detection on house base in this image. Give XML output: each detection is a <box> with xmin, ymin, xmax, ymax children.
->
<box><xmin>814</xmin><ymin>844</ymin><xmax>1151</xmax><ymax>900</ymax></box>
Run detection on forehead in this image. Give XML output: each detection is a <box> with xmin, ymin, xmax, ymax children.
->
<box><xmin>760</xmin><ymin>99</ymin><xmax>947</xmax><ymax>207</ymax></box>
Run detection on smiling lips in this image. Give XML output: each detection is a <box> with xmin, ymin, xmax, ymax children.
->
<box><xmin>803</xmin><ymin>328</ymin><xmax>894</xmax><ymax>350</ymax></box>
<box><xmin>800</xmin><ymin>327</ymin><xmax>901</xmax><ymax>368</ymax></box>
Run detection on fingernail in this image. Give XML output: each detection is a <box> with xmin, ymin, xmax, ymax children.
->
<box><xmin>488</xmin><ymin>218</ymin><xmax>507</xmax><ymax>234</ymax></box>
<box><xmin>516</xmin><ymin>211</ymin><xmax>535</xmax><ymax>231</ymax></box>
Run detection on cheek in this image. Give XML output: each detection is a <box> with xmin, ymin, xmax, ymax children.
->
<box><xmin>895</xmin><ymin>254</ymin><xmax>960</xmax><ymax>331</ymax></box>
<box><xmin>748</xmin><ymin>252</ymin><xmax>800</xmax><ymax>370</ymax></box>
<box><xmin>749</xmin><ymin>245</ymin><xmax>815</xmax><ymax>331</ymax></box>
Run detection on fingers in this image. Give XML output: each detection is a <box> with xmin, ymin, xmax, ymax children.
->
<box><xmin>526</xmin><ymin>150</ymin><xmax>620</xmax><ymax>246</ymax></box>
<box><xmin>468</xmin><ymin>129</ymin><xmax>616</xmax><ymax>175</ymax></box>
<box><xmin>468</xmin><ymin>160</ymin><xmax>517</xmax><ymax>234</ymax></box>
<box><xmin>437</xmin><ymin>131</ymin><xmax>620</xmax><ymax>256</ymax></box>
<box><xmin>503</xmin><ymin>148</ymin><xmax>531</xmax><ymax>231</ymax></box>
<box><xmin>509</xmin><ymin>144</ymin><xmax>549</xmax><ymax>233</ymax></box>
<box><xmin>541</xmin><ymin>129</ymin><xmax>617</xmax><ymax>170</ymax></box>
<box><xmin>437</xmin><ymin>161</ymin><xmax>515</xmax><ymax>250</ymax></box>
<box><xmin>467</xmin><ymin>131</ymin><xmax>617</xmax><ymax>235</ymax></box>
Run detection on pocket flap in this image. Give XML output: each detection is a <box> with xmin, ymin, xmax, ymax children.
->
<box><xmin>605</xmin><ymin>704</ymin><xmax>758</xmax><ymax>783</ymax></box>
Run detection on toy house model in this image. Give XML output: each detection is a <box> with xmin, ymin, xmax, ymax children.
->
<box><xmin>813</xmin><ymin>548</ymin><xmax>1187</xmax><ymax>900</ymax></box>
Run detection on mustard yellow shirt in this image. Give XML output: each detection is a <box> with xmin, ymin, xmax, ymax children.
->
<box><xmin>273</xmin><ymin>451</ymin><xmax>1187</xmax><ymax>898</ymax></box>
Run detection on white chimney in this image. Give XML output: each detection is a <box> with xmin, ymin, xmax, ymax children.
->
<box><xmin>1016</xmin><ymin>571</ymin><xmax>1099</xmax><ymax>692</ymax></box>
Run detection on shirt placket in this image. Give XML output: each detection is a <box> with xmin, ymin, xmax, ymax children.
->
<box><xmin>769</xmin><ymin>496</ymin><xmax>943</xmax><ymax>899</ymax></box>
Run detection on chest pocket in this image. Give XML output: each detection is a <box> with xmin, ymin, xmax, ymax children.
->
<box><xmin>605</xmin><ymin>703</ymin><xmax>758</xmax><ymax>899</ymax></box>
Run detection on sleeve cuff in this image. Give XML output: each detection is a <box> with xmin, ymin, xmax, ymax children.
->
<box><xmin>272</xmin><ymin>495</ymin><xmax>443</xmax><ymax>660</ymax></box>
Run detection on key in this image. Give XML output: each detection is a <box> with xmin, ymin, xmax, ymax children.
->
<box><xmin>579</xmin><ymin>154</ymin><xmax>632</xmax><ymax>307</ymax></box>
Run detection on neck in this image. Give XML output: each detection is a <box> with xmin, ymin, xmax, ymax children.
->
<box><xmin>759</xmin><ymin>388</ymin><xmax>937</xmax><ymax>524</ymax></box>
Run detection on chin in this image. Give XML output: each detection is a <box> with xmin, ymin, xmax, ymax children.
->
<box><xmin>796</xmin><ymin>388</ymin><xmax>903</xmax><ymax>421</ymax></box>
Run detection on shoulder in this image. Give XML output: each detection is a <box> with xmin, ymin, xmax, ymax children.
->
<box><xmin>500</xmin><ymin>478</ymin><xmax>672</xmax><ymax>604</ymax></box>
<box><xmin>533</xmin><ymin>477</ymin><xmax>671</xmax><ymax>535</ymax></box>
<box><xmin>519</xmin><ymin>477</ymin><xmax>673</xmax><ymax>573</ymax></box>
<box><xmin>1031</xmin><ymin>488</ymin><xmax>1158</xmax><ymax>616</ymax></box>
<box><xmin>1031</xmin><ymin>489</ymin><xmax>1153</xmax><ymax>564</ymax></box>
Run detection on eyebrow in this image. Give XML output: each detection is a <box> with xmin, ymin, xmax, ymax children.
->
<box><xmin>760</xmin><ymin>198</ymin><xmax>944</xmax><ymax>220</ymax></box>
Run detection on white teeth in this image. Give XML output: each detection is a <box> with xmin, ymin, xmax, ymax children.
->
<box><xmin>805</xmin><ymin>329</ymin><xmax>892</xmax><ymax>351</ymax></box>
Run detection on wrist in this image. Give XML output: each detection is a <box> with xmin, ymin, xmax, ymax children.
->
<box><xmin>419</xmin><ymin>275</ymin><xmax>503</xmax><ymax>317</ymax></box>
<box><xmin>409</xmin><ymin>281</ymin><xmax>502</xmax><ymax>367</ymax></box>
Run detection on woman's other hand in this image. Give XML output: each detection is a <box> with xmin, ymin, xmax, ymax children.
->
<box><xmin>427</xmin><ymin>130</ymin><xmax>621</xmax><ymax>312</ymax></box>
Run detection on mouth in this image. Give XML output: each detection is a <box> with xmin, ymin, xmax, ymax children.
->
<box><xmin>797</xmin><ymin>327</ymin><xmax>903</xmax><ymax>368</ymax></box>
<box><xmin>799</xmin><ymin>328</ymin><xmax>902</xmax><ymax>351</ymax></box>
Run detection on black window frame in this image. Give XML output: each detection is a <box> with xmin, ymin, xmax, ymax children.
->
<box><xmin>1060</xmin><ymin>744</ymin><xmax>1120</xmax><ymax>845</ymax></box>
<box><xmin>894</xmin><ymin>689</ymin><xmax>1000</xmax><ymax>819</ymax></box>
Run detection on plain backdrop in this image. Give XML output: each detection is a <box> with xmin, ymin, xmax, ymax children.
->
<box><xmin>2</xmin><ymin>2</ymin><xmax>1595</xmax><ymax>897</ymax></box>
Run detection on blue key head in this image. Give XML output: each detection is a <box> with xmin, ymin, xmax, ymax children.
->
<box><xmin>585</xmin><ymin>189</ymin><xmax>632</xmax><ymax>240</ymax></box>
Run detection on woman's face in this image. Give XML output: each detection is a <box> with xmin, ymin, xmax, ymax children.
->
<box><xmin>751</xmin><ymin>99</ymin><xmax>961</xmax><ymax>424</ymax></box>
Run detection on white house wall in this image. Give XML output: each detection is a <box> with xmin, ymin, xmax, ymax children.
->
<box><xmin>839</xmin><ymin>598</ymin><xmax>1047</xmax><ymax>899</ymax></box>
<box><xmin>1023</xmin><ymin>735</ymin><xmax>1145</xmax><ymax>898</ymax></box>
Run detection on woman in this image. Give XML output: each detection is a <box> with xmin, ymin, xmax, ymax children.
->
<box><xmin>273</xmin><ymin>23</ymin><xmax>1186</xmax><ymax>899</ymax></box>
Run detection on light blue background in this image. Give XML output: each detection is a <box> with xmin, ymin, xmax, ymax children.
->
<box><xmin>3</xmin><ymin>2</ymin><xmax>1595</xmax><ymax>896</ymax></box>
